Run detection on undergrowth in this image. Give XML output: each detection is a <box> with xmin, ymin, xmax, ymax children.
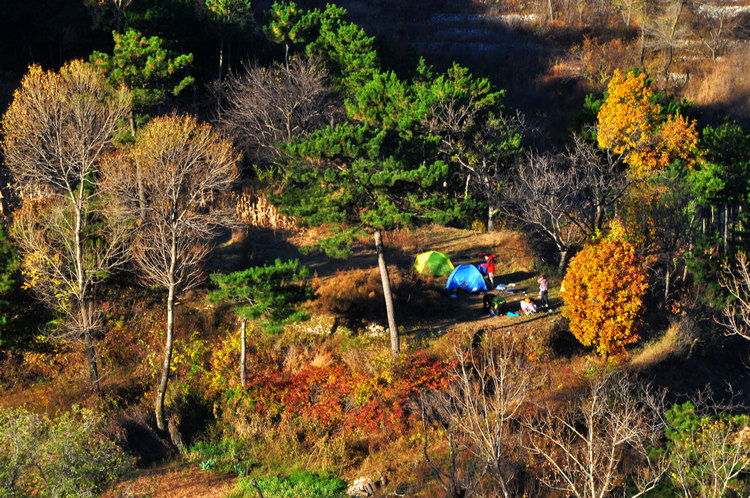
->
<box><xmin>234</xmin><ymin>470</ymin><xmax>347</xmax><ymax>498</ymax></box>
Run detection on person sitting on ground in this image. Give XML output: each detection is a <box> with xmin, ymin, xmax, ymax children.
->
<box><xmin>520</xmin><ymin>298</ymin><xmax>537</xmax><ymax>315</ymax></box>
<box><xmin>483</xmin><ymin>292</ymin><xmax>495</xmax><ymax>315</ymax></box>
<box><xmin>482</xmin><ymin>292</ymin><xmax>506</xmax><ymax>317</ymax></box>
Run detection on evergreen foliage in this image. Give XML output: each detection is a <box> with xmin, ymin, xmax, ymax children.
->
<box><xmin>209</xmin><ymin>258</ymin><xmax>313</xmax><ymax>332</ymax></box>
<box><xmin>90</xmin><ymin>29</ymin><xmax>194</xmax><ymax>130</ymax></box>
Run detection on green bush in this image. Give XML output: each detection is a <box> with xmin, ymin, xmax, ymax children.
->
<box><xmin>0</xmin><ymin>406</ymin><xmax>134</xmax><ymax>496</ymax></box>
<box><xmin>188</xmin><ymin>436</ymin><xmax>254</xmax><ymax>476</ymax></box>
<box><xmin>238</xmin><ymin>470</ymin><xmax>347</xmax><ymax>497</ymax></box>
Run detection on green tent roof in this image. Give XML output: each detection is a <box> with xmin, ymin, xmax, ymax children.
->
<box><xmin>414</xmin><ymin>251</ymin><xmax>454</xmax><ymax>277</ymax></box>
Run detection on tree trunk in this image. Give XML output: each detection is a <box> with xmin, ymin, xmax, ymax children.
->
<box><xmin>240</xmin><ymin>318</ymin><xmax>247</xmax><ymax>388</ymax></box>
<box><xmin>663</xmin><ymin>0</ymin><xmax>686</xmax><ymax>89</ymax></box>
<box><xmin>739</xmin><ymin>204</ymin><xmax>743</xmax><ymax>242</ymax></box>
<box><xmin>155</xmin><ymin>282</ymin><xmax>175</xmax><ymax>431</ymax></box>
<box><xmin>547</xmin><ymin>0</ymin><xmax>554</xmax><ymax>21</ymax></box>
<box><xmin>217</xmin><ymin>35</ymin><xmax>224</xmax><ymax>82</ymax></box>
<box><xmin>227</xmin><ymin>34</ymin><xmax>232</xmax><ymax>74</ymax></box>
<box><xmin>129</xmin><ymin>115</ymin><xmax>146</xmax><ymax>220</ymax></box>
<box><xmin>595</xmin><ymin>204</ymin><xmax>603</xmax><ymax>232</ymax></box>
<box><xmin>723</xmin><ymin>203</ymin><xmax>729</xmax><ymax>253</ymax></box>
<box><xmin>664</xmin><ymin>261</ymin><xmax>671</xmax><ymax>302</ymax></box>
<box><xmin>558</xmin><ymin>249</ymin><xmax>569</xmax><ymax>270</ymax></box>
<box><xmin>640</xmin><ymin>24</ymin><xmax>646</xmax><ymax>68</ymax></box>
<box><xmin>74</xmin><ymin>199</ymin><xmax>100</xmax><ymax>393</ymax></box>
<box><xmin>83</xmin><ymin>306</ymin><xmax>100</xmax><ymax>393</ymax></box>
<box><xmin>487</xmin><ymin>205</ymin><xmax>497</xmax><ymax>233</ymax></box>
<box><xmin>374</xmin><ymin>229</ymin><xmax>399</xmax><ymax>356</ymax></box>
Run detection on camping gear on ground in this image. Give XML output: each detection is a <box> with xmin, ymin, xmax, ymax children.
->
<box><xmin>446</xmin><ymin>264</ymin><xmax>488</xmax><ymax>293</ymax></box>
<box><xmin>506</xmin><ymin>312</ymin><xmax>519</xmax><ymax>317</ymax></box>
<box><xmin>414</xmin><ymin>251</ymin><xmax>454</xmax><ymax>277</ymax></box>
<box><xmin>506</xmin><ymin>289</ymin><xmax>516</xmax><ymax>294</ymax></box>
<box><xmin>495</xmin><ymin>284</ymin><xmax>506</xmax><ymax>291</ymax></box>
<box><xmin>520</xmin><ymin>298</ymin><xmax>537</xmax><ymax>315</ymax></box>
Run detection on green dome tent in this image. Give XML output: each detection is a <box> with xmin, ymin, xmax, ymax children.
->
<box><xmin>414</xmin><ymin>251</ymin><xmax>454</xmax><ymax>277</ymax></box>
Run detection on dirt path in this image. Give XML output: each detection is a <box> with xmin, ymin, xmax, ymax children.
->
<box><xmin>102</xmin><ymin>462</ymin><xmax>237</xmax><ymax>498</ymax></box>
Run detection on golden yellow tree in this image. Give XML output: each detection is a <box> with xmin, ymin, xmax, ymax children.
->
<box><xmin>627</xmin><ymin>112</ymin><xmax>700</xmax><ymax>178</ymax></box>
<box><xmin>102</xmin><ymin>114</ymin><xmax>239</xmax><ymax>431</ymax></box>
<box><xmin>597</xmin><ymin>69</ymin><xmax>659</xmax><ymax>159</ymax></box>
<box><xmin>561</xmin><ymin>220</ymin><xmax>649</xmax><ymax>357</ymax></box>
<box><xmin>597</xmin><ymin>69</ymin><xmax>699</xmax><ymax>179</ymax></box>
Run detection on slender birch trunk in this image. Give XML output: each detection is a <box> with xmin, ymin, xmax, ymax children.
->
<box><xmin>156</xmin><ymin>234</ymin><xmax>177</xmax><ymax>431</ymax></box>
<box><xmin>240</xmin><ymin>318</ymin><xmax>247</xmax><ymax>388</ymax></box>
<box><xmin>487</xmin><ymin>205</ymin><xmax>497</xmax><ymax>233</ymax></box>
<box><xmin>374</xmin><ymin>229</ymin><xmax>399</xmax><ymax>356</ymax></box>
<box><xmin>74</xmin><ymin>190</ymin><xmax>100</xmax><ymax>392</ymax></box>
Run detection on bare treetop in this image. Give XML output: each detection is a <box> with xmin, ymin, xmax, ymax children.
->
<box><xmin>102</xmin><ymin>113</ymin><xmax>240</xmax><ymax>292</ymax></box>
<box><xmin>218</xmin><ymin>55</ymin><xmax>341</xmax><ymax>167</ymax></box>
<box><xmin>2</xmin><ymin>60</ymin><xmax>131</xmax><ymax>201</ymax></box>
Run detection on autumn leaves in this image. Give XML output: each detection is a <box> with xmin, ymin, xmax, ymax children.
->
<box><xmin>2</xmin><ymin>61</ymin><xmax>240</xmax><ymax>430</ymax></box>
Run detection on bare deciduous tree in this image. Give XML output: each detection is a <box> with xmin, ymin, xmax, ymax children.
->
<box><xmin>523</xmin><ymin>372</ymin><xmax>668</xmax><ymax>498</ymax></box>
<box><xmin>500</xmin><ymin>136</ymin><xmax>629</xmax><ymax>269</ymax></box>
<box><xmin>102</xmin><ymin>114</ymin><xmax>239</xmax><ymax>431</ymax></box>
<box><xmin>612</xmin><ymin>0</ymin><xmax>646</xmax><ymax>28</ymax></box>
<box><xmin>217</xmin><ymin>56</ymin><xmax>341</xmax><ymax>167</ymax></box>
<box><xmin>666</xmin><ymin>389</ymin><xmax>750</xmax><ymax>498</ymax></box>
<box><xmin>421</xmin><ymin>333</ymin><xmax>538</xmax><ymax>497</ymax></box>
<box><xmin>693</xmin><ymin>1</ymin><xmax>741</xmax><ymax>62</ymax></box>
<box><xmin>565</xmin><ymin>135</ymin><xmax>628</xmax><ymax>235</ymax></box>
<box><xmin>501</xmin><ymin>150</ymin><xmax>587</xmax><ymax>269</ymax></box>
<box><xmin>2</xmin><ymin>60</ymin><xmax>131</xmax><ymax>392</ymax></box>
<box><xmin>644</xmin><ymin>0</ymin><xmax>690</xmax><ymax>89</ymax></box>
<box><xmin>719</xmin><ymin>251</ymin><xmax>750</xmax><ymax>341</ymax></box>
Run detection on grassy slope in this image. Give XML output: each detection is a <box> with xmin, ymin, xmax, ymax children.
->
<box><xmin>2</xmin><ymin>224</ymin><xmax>749</xmax><ymax>496</ymax></box>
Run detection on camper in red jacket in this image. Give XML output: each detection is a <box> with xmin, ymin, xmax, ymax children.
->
<box><xmin>480</xmin><ymin>253</ymin><xmax>496</xmax><ymax>286</ymax></box>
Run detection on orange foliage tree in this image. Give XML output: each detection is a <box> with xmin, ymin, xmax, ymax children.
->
<box><xmin>597</xmin><ymin>69</ymin><xmax>699</xmax><ymax>179</ymax></box>
<box><xmin>561</xmin><ymin>220</ymin><xmax>649</xmax><ymax>357</ymax></box>
<box><xmin>597</xmin><ymin>69</ymin><xmax>659</xmax><ymax>158</ymax></box>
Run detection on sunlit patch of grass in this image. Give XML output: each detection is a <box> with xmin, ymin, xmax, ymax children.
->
<box><xmin>629</xmin><ymin>317</ymin><xmax>700</xmax><ymax>372</ymax></box>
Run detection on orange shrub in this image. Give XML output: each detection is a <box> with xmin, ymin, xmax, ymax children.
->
<box><xmin>233</xmin><ymin>351</ymin><xmax>454</xmax><ymax>446</ymax></box>
<box><xmin>561</xmin><ymin>220</ymin><xmax>649</xmax><ymax>357</ymax></box>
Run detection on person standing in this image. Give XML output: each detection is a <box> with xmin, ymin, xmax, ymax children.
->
<box><xmin>538</xmin><ymin>274</ymin><xmax>549</xmax><ymax>308</ymax></box>
<box><xmin>480</xmin><ymin>253</ymin><xmax>497</xmax><ymax>286</ymax></box>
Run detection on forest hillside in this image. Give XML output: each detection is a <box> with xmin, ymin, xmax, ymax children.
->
<box><xmin>1</xmin><ymin>1</ymin><xmax>750</xmax><ymax>496</ymax></box>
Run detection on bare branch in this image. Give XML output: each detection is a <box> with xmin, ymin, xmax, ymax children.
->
<box><xmin>218</xmin><ymin>56</ymin><xmax>342</xmax><ymax>167</ymax></box>
<box><xmin>421</xmin><ymin>333</ymin><xmax>540</xmax><ymax>497</ymax></box>
<box><xmin>718</xmin><ymin>251</ymin><xmax>750</xmax><ymax>341</ymax></box>
<box><xmin>523</xmin><ymin>371</ymin><xmax>667</xmax><ymax>497</ymax></box>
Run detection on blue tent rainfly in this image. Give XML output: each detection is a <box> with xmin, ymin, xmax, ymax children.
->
<box><xmin>446</xmin><ymin>264</ymin><xmax>488</xmax><ymax>293</ymax></box>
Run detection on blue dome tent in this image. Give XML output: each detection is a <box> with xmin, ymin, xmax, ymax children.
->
<box><xmin>446</xmin><ymin>264</ymin><xmax>487</xmax><ymax>293</ymax></box>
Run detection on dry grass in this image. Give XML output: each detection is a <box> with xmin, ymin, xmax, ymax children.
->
<box><xmin>408</xmin><ymin>224</ymin><xmax>536</xmax><ymax>273</ymax></box>
<box><xmin>101</xmin><ymin>462</ymin><xmax>237</xmax><ymax>498</ymax></box>
<box><xmin>629</xmin><ymin>317</ymin><xmax>700</xmax><ymax>372</ymax></box>
<box><xmin>233</xmin><ymin>190</ymin><xmax>296</xmax><ymax>231</ymax></box>
<box><xmin>689</xmin><ymin>47</ymin><xmax>750</xmax><ymax>119</ymax></box>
